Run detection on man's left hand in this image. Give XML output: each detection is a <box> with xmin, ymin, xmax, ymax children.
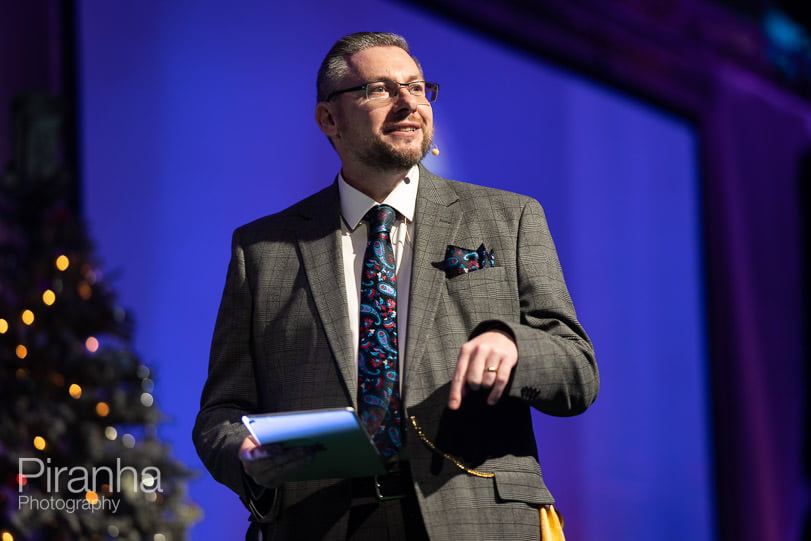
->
<box><xmin>448</xmin><ymin>329</ymin><xmax>518</xmax><ymax>410</ymax></box>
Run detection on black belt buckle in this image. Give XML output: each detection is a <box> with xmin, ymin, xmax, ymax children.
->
<box><xmin>373</xmin><ymin>472</ymin><xmax>406</xmax><ymax>501</ymax></box>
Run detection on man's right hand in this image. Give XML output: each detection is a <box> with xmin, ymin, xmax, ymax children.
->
<box><xmin>238</xmin><ymin>436</ymin><xmax>316</xmax><ymax>488</ymax></box>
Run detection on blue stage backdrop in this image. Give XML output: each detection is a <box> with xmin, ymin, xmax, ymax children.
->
<box><xmin>77</xmin><ymin>1</ymin><xmax>714</xmax><ymax>539</ymax></box>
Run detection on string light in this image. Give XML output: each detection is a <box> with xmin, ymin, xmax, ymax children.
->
<box><xmin>78</xmin><ymin>282</ymin><xmax>92</xmax><ymax>300</ymax></box>
<box><xmin>69</xmin><ymin>384</ymin><xmax>82</xmax><ymax>399</ymax></box>
<box><xmin>21</xmin><ymin>310</ymin><xmax>34</xmax><ymax>325</ymax></box>
<box><xmin>85</xmin><ymin>336</ymin><xmax>99</xmax><ymax>353</ymax></box>
<box><xmin>55</xmin><ymin>255</ymin><xmax>70</xmax><ymax>271</ymax></box>
<box><xmin>33</xmin><ymin>436</ymin><xmax>46</xmax><ymax>451</ymax></box>
<box><xmin>0</xmin><ymin>318</ymin><xmax>8</xmax><ymax>334</ymax></box>
<box><xmin>142</xmin><ymin>472</ymin><xmax>157</xmax><ymax>489</ymax></box>
<box><xmin>96</xmin><ymin>402</ymin><xmax>110</xmax><ymax>417</ymax></box>
<box><xmin>121</xmin><ymin>434</ymin><xmax>135</xmax><ymax>448</ymax></box>
<box><xmin>42</xmin><ymin>289</ymin><xmax>56</xmax><ymax>306</ymax></box>
<box><xmin>15</xmin><ymin>345</ymin><xmax>27</xmax><ymax>359</ymax></box>
<box><xmin>140</xmin><ymin>393</ymin><xmax>154</xmax><ymax>407</ymax></box>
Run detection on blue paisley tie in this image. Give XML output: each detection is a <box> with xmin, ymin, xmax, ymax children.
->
<box><xmin>357</xmin><ymin>204</ymin><xmax>402</xmax><ymax>458</ymax></box>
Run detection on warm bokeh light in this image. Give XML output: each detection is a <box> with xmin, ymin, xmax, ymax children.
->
<box><xmin>33</xmin><ymin>436</ymin><xmax>46</xmax><ymax>451</ymax></box>
<box><xmin>15</xmin><ymin>345</ymin><xmax>27</xmax><ymax>359</ymax></box>
<box><xmin>2</xmin><ymin>530</ymin><xmax>15</xmax><ymax>541</ymax></box>
<box><xmin>56</xmin><ymin>254</ymin><xmax>70</xmax><ymax>271</ymax></box>
<box><xmin>86</xmin><ymin>491</ymin><xmax>99</xmax><ymax>505</ymax></box>
<box><xmin>104</xmin><ymin>426</ymin><xmax>118</xmax><ymax>440</ymax></box>
<box><xmin>85</xmin><ymin>336</ymin><xmax>99</xmax><ymax>353</ymax></box>
<box><xmin>21</xmin><ymin>310</ymin><xmax>34</xmax><ymax>325</ymax></box>
<box><xmin>42</xmin><ymin>289</ymin><xmax>56</xmax><ymax>305</ymax></box>
<box><xmin>0</xmin><ymin>318</ymin><xmax>8</xmax><ymax>334</ymax></box>
<box><xmin>78</xmin><ymin>281</ymin><xmax>92</xmax><ymax>300</ymax></box>
<box><xmin>68</xmin><ymin>383</ymin><xmax>82</xmax><ymax>399</ymax></box>
<box><xmin>96</xmin><ymin>402</ymin><xmax>110</xmax><ymax>417</ymax></box>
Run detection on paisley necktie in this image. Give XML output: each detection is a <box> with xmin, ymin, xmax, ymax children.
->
<box><xmin>357</xmin><ymin>204</ymin><xmax>402</xmax><ymax>457</ymax></box>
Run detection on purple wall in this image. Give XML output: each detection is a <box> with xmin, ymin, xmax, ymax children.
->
<box><xmin>0</xmin><ymin>1</ymin><xmax>62</xmax><ymax>169</ymax></box>
<box><xmin>701</xmin><ymin>66</ymin><xmax>811</xmax><ymax>541</ymax></box>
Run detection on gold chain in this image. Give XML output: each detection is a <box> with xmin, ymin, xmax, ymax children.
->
<box><xmin>408</xmin><ymin>415</ymin><xmax>495</xmax><ymax>478</ymax></box>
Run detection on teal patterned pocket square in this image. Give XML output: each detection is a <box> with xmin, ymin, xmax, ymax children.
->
<box><xmin>442</xmin><ymin>243</ymin><xmax>496</xmax><ymax>277</ymax></box>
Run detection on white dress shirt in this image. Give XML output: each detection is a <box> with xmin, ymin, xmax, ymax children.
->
<box><xmin>338</xmin><ymin>165</ymin><xmax>419</xmax><ymax>384</ymax></box>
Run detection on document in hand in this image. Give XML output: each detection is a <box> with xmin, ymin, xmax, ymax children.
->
<box><xmin>242</xmin><ymin>407</ymin><xmax>388</xmax><ymax>481</ymax></box>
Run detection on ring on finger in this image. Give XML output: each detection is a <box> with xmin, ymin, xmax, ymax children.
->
<box><xmin>486</xmin><ymin>366</ymin><xmax>498</xmax><ymax>373</ymax></box>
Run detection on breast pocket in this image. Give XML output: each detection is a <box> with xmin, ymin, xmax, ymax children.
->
<box><xmin>443</xmin><ymin>267</ymin><xmax>518</xmax><ymax>330</ymax></box>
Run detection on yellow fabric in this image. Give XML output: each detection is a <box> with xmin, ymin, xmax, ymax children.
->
<box><xmin>540</xmin><ymin>505</ymin><xmax>565</xmax><ymax>541</ymax></box>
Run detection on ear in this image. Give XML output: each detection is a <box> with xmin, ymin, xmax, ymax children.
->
<box><xmin>315</xmin><ymin>102</ymin><xmax>339</xmax><ymax>137</ymax></box>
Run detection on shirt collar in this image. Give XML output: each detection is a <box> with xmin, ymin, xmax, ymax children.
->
<box><xmin>338</xmin><ymin>164</ymin><xmax>420</xmax><ymax>230</ymax></box>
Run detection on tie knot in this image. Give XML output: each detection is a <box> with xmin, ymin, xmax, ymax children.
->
<box><xmin>364</xmin><ymin>205</ymin><xmax>396</xmax><ymax>237</ymax></box>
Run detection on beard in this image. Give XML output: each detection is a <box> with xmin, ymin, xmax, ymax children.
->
<box><xmin>355</xmin><ymin>129</ymin><xmax>433</xmax><ymax>171</ymax></box>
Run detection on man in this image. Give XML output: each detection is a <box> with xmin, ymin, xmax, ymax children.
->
<box><xmin>193</xmin><ymin>32</ymin><xmax>598</xmax><ymax>540</ymax></box>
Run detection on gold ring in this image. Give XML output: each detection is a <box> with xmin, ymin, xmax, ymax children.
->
<box><xmin>486</xmin><ymin>366</ymin><xmax>498</xmax><ymax>372</ymax></box>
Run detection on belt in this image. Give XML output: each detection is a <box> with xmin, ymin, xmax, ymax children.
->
<box><xmin>351</xmin><ymin>463</ymin><xmax>411</xmax><ymax>503</ymax></box>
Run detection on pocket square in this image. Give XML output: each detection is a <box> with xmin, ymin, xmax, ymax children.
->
<box><xmin>442</xmin><ymin>243</ymin><xmax>496</xmax><ymax>277</ymax></box>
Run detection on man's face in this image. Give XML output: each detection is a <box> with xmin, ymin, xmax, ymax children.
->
<box><xmin>325</xmin><ymin>46</ymin><xmax>434</xmax><ymax>172</ymax></box>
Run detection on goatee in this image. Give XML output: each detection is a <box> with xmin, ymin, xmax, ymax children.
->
<box><xmin>358</xmin><ymin>133</ymin><xmax>433</xmax><ymax>171</ymax></box>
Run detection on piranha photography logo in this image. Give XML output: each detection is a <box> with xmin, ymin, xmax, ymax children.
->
<box><xmin>18</xmin><ymin>457</ymin><xmax>162</xmax><ymax>514</ymax></box>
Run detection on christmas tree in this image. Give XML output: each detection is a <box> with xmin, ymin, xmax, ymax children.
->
<box><xmin>0</xmin><ymin>94</ymin><xmax>199</xmax><ymax>540</ymax></box>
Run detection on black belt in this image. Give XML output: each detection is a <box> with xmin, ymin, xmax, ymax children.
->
<box><xmin>351</xmin><ymin>463</ymin><xmax>411</xmax><ymax>503</ymax></box>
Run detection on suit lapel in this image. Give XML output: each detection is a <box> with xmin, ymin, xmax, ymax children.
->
<box><xmin>296</xmin><ymin>183</ymin><xmax>358</xmax><ymax>407</ymax></box>
<box><xmin>405</xmin><ymin>168</ymin><xmax>461</xmax><ymax>395</ymax></box>
<box><xmin>294</xmin><ymin>171</ymin><xmax>461</xmax><ymax>408</ymax></box>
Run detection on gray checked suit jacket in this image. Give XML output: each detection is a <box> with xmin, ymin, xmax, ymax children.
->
<box><xmin>193</xmin><ymin>165</ymin><xmax>599</xmax><ymax>540</ymax></box>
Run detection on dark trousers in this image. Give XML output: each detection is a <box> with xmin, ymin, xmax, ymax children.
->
<box><xmin>245</xmin><ymin>464</ymin><xmax>430</xmax><ymax>540</ymax></box>
<box><xmin>346</xmin><ymin>481</ymin><xmax>428</xmax><ymax>539</ymax></box>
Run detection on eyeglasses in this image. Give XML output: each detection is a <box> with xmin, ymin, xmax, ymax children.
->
<box><xmin>326</xmin><ymin>80</ymin><xmax>439</xmax><ymax>103</ymax></box>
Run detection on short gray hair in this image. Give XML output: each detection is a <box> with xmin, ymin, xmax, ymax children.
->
<box><xmin>316</xmin><ymin>32</ymin><xmax>421</xmax><ymax>102</ymax></box>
